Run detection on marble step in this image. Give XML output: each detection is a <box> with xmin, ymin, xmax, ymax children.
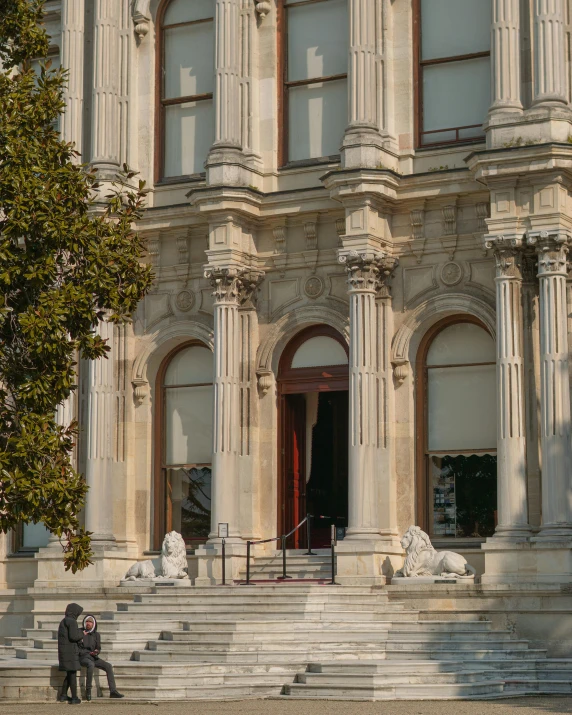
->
<box><xmin>179</xmin><ymin>620</ymin><xmax>398</xmax><ymax>633</ymax></box>
<box><xmin>394</xmin><ymin>621</ymin><xmax>493</xmax><ymax>632</ymax></box>
<box><xmin>15</xmin><ymin>648</ymin><xmax>136</xmax><ymax>662</ymax></box>
<box><xmin>132</xmin><ymin>592</ymin><xmax>383</xmax><ymax>605</ymax></box>
<box><xmin>146</xmin><ymin>639</ymin><xmax>394</xmax><ymax>653</ymax></box>
<box><xmin>387</xmin><ymin>631</ymin><xmax>515</xmax><ymax>642</ymax></box>
<box><xmin>385</xmin><ymin>639</ymin><xmax>529</xmax><ymax>652</ymax></box>
<box><xmin>103</xmin><ymin>609</ymin><xmax>419</xmax><ymax>622</ymax></box>
<box><xmin>134</xmin><ymin>648</ymin><xmax>391</xmax><ymax>664</ymax></box>
<box><xmin>296</xmin><ymin>670</ymin><xmax>501</xmax><ymax>685</ymax></box>
<box><xmin>385</xmin><ymin>648</ymin><xmax>547</xmax><ymax>661</ymax></box>
<box><xmin>123</xmin><ymin>599</ymin><xmax>391</xmax><ymax>611</ymax></box>
<box><xmin>162</xmin><ymin>629</ymin><xmax>391</xmax><ymax>643</ymax></box>
<box><xmin>282</xmin><ymin>680</ymin><xmax>507</xmax><ymax>699</ymax></box>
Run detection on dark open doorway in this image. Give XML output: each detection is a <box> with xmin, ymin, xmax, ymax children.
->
<box><xmin>278</xmin><ymin>325</ymin><xmax>349</xmax><ymax>549</ymax></box>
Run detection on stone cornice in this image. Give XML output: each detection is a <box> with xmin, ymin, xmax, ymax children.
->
<box><xmin>466</xmin><ymin>143</ymin><xmax>572</xmax><ymax>184</ymax></box>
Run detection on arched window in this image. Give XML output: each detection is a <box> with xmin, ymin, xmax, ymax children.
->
<box><xmin>415</xmin><ymin>0</ymin><xmax>491</xmax><ymax>147</ymax></box>
<box><xmin>416</xmin><ymin>319</ymin><xmax>497</xmax><ymax>540</ymax></box>
<box><xmin>279</xmin><ymin>0</ymin><xmax>348</xmax><ymax>165</ymax></box>
<box><xmin>157</xmin><ymin>0</ymin><xmax>215</xmax><ymax>180</ymax></box>
<box><xmin>155</xmin><ymin>343</ymin><xmax>214</xmax><ymax>548</ymax></box>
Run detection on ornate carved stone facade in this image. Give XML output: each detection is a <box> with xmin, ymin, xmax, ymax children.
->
<box><xmin>2</xmin><ymin>2</ymin><xmax>572</xmax><ymax>643</ymax></box>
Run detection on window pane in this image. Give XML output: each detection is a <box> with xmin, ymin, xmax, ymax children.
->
<box><xmin>427</xmin><ymin>323</ymin><xmax>495</xmax><ymax>366</ymax></box>
<box><xmin>164</xmin><ymin>0</ymin><xmax>214</xmax><ymax>25</ymax></box>
<box><xmin>165</xmin><ymin>385</ymin><xmax>214</xmax><ymax>465</ymax></box>
<box><xmin>291</xmin><ymin>336</ymin><xmax>348</xmax><ymax>369</ymax></box>
<box><xmin>423</xmin><ymin>57</ymin><xmax>490</xmax><ymax>132</ymax></box>
<box><xmin>23</xmin><ymin>522</ymin><xmax>50</xmax><ymax>548</ymax></box>
<box><xmin>165</xmin><ymin>345</ymin><xmax>213</xmax><ymax>386</ymax></box>
<box><xmin>288</xmin><ymin>0</ymin><xmax>348</xmax><ymax>82</ymax></box>
<box><xmin>288</xmin><ymin>79</ymin><xmax>347</xmax><ymax>161</ymax></box>
<box><xmin>428</xmin><ymin>364</ymin><xmax>496</xmax><ymax>451</ymax></box>
<box><xmin>431</xmin><ymin>455</ymin><xmax>497</xmax><ymax>538</ymax></box>
<box><xmin>164</xmin><ymin>100</ymin><xmax>214</xmax><ymax>177</ymax></box>
<box><xmin>167</xmin><ymin>467</ymin><xmax>211</xmax><ymax>544</ymax></box>
<box><xmin>164</xmin><ymin>24</ymin><xmax>214</xmax><ymax>100</ymax></box>
<box><xmin>421</xmin><ymin>0</ymin><xmax>491</xmax><ymax>60</ymax></box>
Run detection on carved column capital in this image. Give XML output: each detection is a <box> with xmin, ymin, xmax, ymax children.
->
<box><xmin>528</xmin><ymin>231</ymin><xmax>570</xmax><ymax>277</ymax></box>
<box><xmin>338</xmin><ymin>250</ymin><xmax>398</xmax><ymax>293</ymax></box>
<box><xmin>485</xmin><ymin>234</ymin><xmax>526</xmax><ymax>279</ymax></box>
<box><xmin>205</xmin><ymin>267</ymin><xmax>264</xmax><ymax>306</ymax></box>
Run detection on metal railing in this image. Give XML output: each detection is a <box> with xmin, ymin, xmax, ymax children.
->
<box><xmin>244</xmin><ymin>514</ymin><xmax>317</xmax><ymax>585</ymax></box>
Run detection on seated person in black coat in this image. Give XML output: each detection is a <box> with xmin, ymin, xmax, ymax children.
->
<box><xmin>79</xmin><ymin>615</ymin><xmax>124</xmax><ymax>700</ymax></box>
<box><xmin>58</xmin><ymin>602</ymin><xmax>84</xmax><ymax>704</ymax></box>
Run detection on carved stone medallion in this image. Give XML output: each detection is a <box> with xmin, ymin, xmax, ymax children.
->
<box><xmin>175</xmin><ymin>289</ymin><xmax>195</xmax><ymax>312</ymax></box>
<box><xmin>440</xmin><ymin>261</ymin><xmax>463</xmax><ymax>286</ymax></box>
<box><xmin>303</xmin><ymin>275</ymin><xmax>324</xmax><ymax>299</ymax></box>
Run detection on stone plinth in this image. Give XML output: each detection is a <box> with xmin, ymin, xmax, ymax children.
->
<box><xmin>34</xmin><ymin>548</ymin><xmax>134</xmax><ymax>589</ymax></box>
<box><xmin>335</xmin><ymin>538</ymin><xmax>403</xmax><ymax>586</ymax></box>
<box><xmin>482</xmin><ymin>538</ymin><xmax>572</xmax><ymax>584</ymax></box>
<box><xmin>194</xmin><ymin>542</ymin><xmax>248</xmax><ymax>586</ymax></box>
<box><xmin>391</xmin><ymin>575</ymin><xmax>475</xmax><ymax>585</ymax></box>
<box><xmin>119</xmin><ymin>578</ymin><xmax>191</xmax><ymax>588</ymax></box>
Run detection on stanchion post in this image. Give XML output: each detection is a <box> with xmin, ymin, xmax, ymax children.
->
<box><xmin>280</xmin><ymin>535</ymin><xmax>292</xmax><ymax>579</ymax></box>
<box><xmin>221</xmin><ymin>538</ymin><xmax>226</xmax><ymax>586</ymax></box>
<box><xmin>330</xmin><ymin>525</ymin><xmax>337</xmax><ymax>585</ymax></box>
<box><xmin>305</xmin><ymin>514</ymin><xmax>316</xmax><ymax>556</ymax></box>
<box><xmin>246</xmin><ymin>540</ymin><xmax>251</xmax><ymax>585</ymax></box>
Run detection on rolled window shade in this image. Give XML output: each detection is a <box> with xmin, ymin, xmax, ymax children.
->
<box><xmin>165</xmin><ymin>345</ymin><xmax>213</xmax><ymax>385</ymax></box>
<box><xmin>421</xmin><ymin>0</ymin><xmax>491</xmax><ymax>61</ymax></box>
<box><xmin>427</xmin><ymin>364</ymin><xmax>496</xmax><ymax>451</ymax></box>
<box><xmin>164</xmin><ymin>24</ymin><xmax>214</xmax><ymax>100</ymax></box>
<box><xmin>291</xmin><ymin>336</ymin><xmax>348</xmax><ymax>369</ymax></box>
<box><xmin>427</xmin><ymin>323</ymin><xmax>495</xmax><ymax>366</ymax></box>
<box><xmin>164</xmin><ymin>0</ymin><xmax>214</xmax><ymax>25</ymax></box>
<box><xmin>165</xmin><ymin>385</ymin><xmax>214</xmax><ymax>465</ymax></box>
<box><xmin>164</xmin><ymin>99</ymin><xmax>215</xmax><ymax>177</ymax></box>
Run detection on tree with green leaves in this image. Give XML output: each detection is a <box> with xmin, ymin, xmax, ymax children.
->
<box><xmin>0</xmin><ymin>0</ymin><xmax>153</xmax><ymax>571</ymax></box>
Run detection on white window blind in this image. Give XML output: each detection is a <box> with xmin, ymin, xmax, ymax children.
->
<box><xmin>291</xmin><ymin>336</ymin><xmax>348</xmax><ymax>369</ymax></box>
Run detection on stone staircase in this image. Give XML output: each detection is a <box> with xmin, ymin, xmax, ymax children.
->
<box><xmin>238</xmin><ymin>549</ymin><xmax>333</xmax><ymax>582</ymax></box>
<box><xmin>0</xmin><ymin>583</ymin><xmax>571</xmax><ymax>701</ymax></box>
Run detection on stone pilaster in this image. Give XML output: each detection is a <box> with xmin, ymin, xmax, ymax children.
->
<box><xmin>204</xmin><ymin>267</ymin><xmax>263</xmax><ymax>543</ymax></box>
<box><xmin>532</xmin><ymin>0</ymin><xmax>568</xmax><ymax>107</ymax></box>
<box><xmin>528</xmin><ymin>231</ymin><xmax>572</xmax><ymax>538</ymax></box>
<box><xmin>213</xmin><ymin>0</ymin><xmax>241</xmax><ymax>150</ymax></box>
<box><xmin>91</xmin><ymin>0</ymin><xmax>121</xmax><ymax>174</ymax></box>
<box><xmin>60</xmin><ymin>0</ymin><xmax>85</xmax><ymax>157</ymax></box>
<box><xmin>84</xmin><ymin>318</ymin><xmax>117</xmax><ymax>547</ymax></box>
<box><xmin>490</xmin><ymin>0</ymin><xmax>522</xmax><ymax>115</ymax></box>
<box><xmin>342</xmin><ymin>0</ymin><xmax>393</xmax><ymax>169</ymax></box>
<box><xmin>486</xmin><ymin>236</ymin><xmax>531</xmax><ymax>539</ymax></box>
<box><xmin>338</xmin><ymin>249</ymin><xmax>397</xmax><ymax>540</ymax></box>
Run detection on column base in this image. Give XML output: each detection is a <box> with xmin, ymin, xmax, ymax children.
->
<box><xmin>194</xmin><ymin>542</ymin><xmax>248</xmax><ymax>586</ymax></box>
<box><xmin>485</xmin><ymin>104</ymin><xmax>572</xmax><ymax>148</ymax></box>
<box><xmin>33</xmin><ymin>547</ymin><xmax>133</xmax><ymax>589</ymax></box>
<box><xmin>205</xmin><ymin>147</ymin><xmax>263</xmax><ymax>188</ymax></box>
<box><xmin>341</xmin><ymin>129</ymin><xmax>398</xmax><ymax>172</ymax></box>
<box><xmin>335</xmin><ymin>537</ymin><xmax>403</xmax><ymax>586</ymax></box>
<box><xmin>482</xmin><ymin>537</ymin><xmax>572</xmax><ymax>583</ymax></box>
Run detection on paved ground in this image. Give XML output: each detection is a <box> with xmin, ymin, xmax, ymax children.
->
<box><xmin>1</xmin><ymin>698</ymin><xmax>571</xmax><ymax>715</ymax></box>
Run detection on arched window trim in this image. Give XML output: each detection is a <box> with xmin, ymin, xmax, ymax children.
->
<box><xmin>277</xmin><ymin>0</ymin><xmax>348</xmax><ymax>167</ymax></box>
<box><xmin>413</xmin><ymin>0</ymin><xmax>491</xmax><ymax>149</ymax></box>
<box><xmin>153</xmin><ymin>340</ymin><xmax>213</xmax><ymax>550</ymax></box>
<box><xmin>154</xmin><ymin>0</ymin><xmax>214</xmax><ymax>184</ymax></box>
<box><xmin>414</xmin><ymin>315</ymin><xmax>496</xmax><ymax>538</ymax></box>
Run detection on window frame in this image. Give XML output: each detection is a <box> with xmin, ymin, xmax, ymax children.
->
<box><xmin>278</xmin><ymin>0</ymin><xmax>348</xmax><ymax>167</ymax></box>
<box><xmin>155</xmin><ymin>0</ymin><xmax>215</xmax><ymax>183</ymax></box>
<box><xmin>414</xmin><ymin>316</ymin><xmax>497</xmax><ymax>538</ymax></box>
<box><xmin>154</xmin><ymin>341</ymin><xmax>214</xmax><ymax>550</ymax></box>
<box><xmin>413</xmin><ymin>0</ymin><xmax>490</xmax><ymax>149</ymax></box>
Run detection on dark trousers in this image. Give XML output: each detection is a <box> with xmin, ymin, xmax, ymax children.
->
<box><xmin>80</xmin><ymin>656</ymin><xmax>117</xmax><ymax>692</ymax></box>
<box><xmin>61</xmin><ymin>670</ymin><xmax>78</xmax><ymax>699</ymax></box>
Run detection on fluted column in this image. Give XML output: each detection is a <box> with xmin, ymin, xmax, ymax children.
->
<box><xmin>347</xmin><ymin>0</ymin><xmax>379</xmax><ymax>132</ymax></box>
<box><xmin>60</xmin><ymin>0</ymin><xmax>85</xmax><ymax>157</ymax></box>
<box><xmin>91</xmin><ymin>0</ymin><xmax>121</xmax><ymax>172</ymax></box>
<box><xmin>213</xmin><ymin>0</ymin><xmax>241</xmax><ymax>149</ymax></box>
<box><xmin>205</xmin><ymin>268</ymin><xmax>263</xmax><ymax>541</ymax></box>
<box><xmin>339</xmin><ymin>250</ymin><xmax>397</xmax><ymax>540</ymax></box>
<box><xmin>529</xmin><ymin>231</ymin><xmax>572</xmax><ymax>537</ymax></box>
<box><xmin>84</xmin><ymin>319</ymin><xmax>116</xmax><ymax>547</ymax></box>
<box><xmin>486</xmin><ymin>237</ymin><xmax>531</xmax><ymax>538</ymax></box>
<box><xmin>532</xmin><ymin>0</ymin><xmax>568</xmax><ymax>106</ymax></box>
<box><xmin>490</xmin><ymin>0</ymin><xmax>522</xmax><ymax>114</ymax></box>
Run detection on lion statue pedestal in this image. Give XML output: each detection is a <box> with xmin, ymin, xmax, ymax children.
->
<box><xmin>392</xmin><ymin>526</ymin><xmax>476</xmax><ymax>584</ymax></box>
<box><xmin>120</xmin><ymin>531</ymin><xmax>191</xmax><ymax>587</ymax></box>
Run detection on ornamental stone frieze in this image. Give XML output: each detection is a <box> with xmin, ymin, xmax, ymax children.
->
<box><xmin>204</xmin><ymin>267</ymin><xmax>265</xmax><ymax>307</ymax></box>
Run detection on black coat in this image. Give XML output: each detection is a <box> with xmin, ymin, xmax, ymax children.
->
<box><xmin>58</xmin><ymin>603</ymin><xmax>84</xmax><ymax>672</ymax></box>
<box><xmin>79</xmin><ymin>615</ymin><xmax>101</xmax><ymax>661</ymax></box>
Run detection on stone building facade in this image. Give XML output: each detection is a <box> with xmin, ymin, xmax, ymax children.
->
<box><xmin>1</xmin><ymin>0</ymin><xmax>572</xmax><ymax>606</ymax></box>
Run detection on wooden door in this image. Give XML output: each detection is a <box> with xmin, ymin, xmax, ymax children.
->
<box><xmin>283</xmin><ymin>394</ymin><xmax>306</xmax><ymax>548</ymax></box>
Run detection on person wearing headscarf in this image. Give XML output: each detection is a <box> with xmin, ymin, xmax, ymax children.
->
<box><xmin>79</xmin><ymin>614</ymin><xmax>124</xmax><ymax>700</ymax></box>
<box><xmin>58</xmin><ymin>603</ymin><xmax>83</xmax><ymax>704</ymax></box>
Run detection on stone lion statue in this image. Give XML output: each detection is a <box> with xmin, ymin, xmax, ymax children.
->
<box><xmin>394</xmin><ymin>525</ymin><xmax>476</xmax><ymax>578</ymax></box>
<box><xmin>124</xmin><ymin>531</ymin><xmax>188</xmax><ymax>581</ymax></box>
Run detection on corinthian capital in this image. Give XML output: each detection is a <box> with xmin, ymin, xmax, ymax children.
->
<box><xmin>527</xmin><ymin>230</ymin><xmax>570</xmax><ymax>277</ymax></box>
<box><xmin>205</xmin><ymin>266</ymin><xmax>265</xmax><ymax>306</ymax></box>
<box><xmin>485</xmin><ymin>234</ymin><xmax>525</xmax><ymax>279</ymax></box>
<box><xmin>338</xmin><ymin>250</ymin><xmax>398</xmax><ymax>293</ymax></box>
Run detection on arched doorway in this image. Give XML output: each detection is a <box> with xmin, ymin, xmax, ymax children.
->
<box><xmin>415</xmin><ymin>317</ymin><xmax>497</xmax><ymax>541</ymax></box>
<box><xmin>278</xmin><ymin>326</ymin><xmax>349</xmax><ymax>548</ymax></box>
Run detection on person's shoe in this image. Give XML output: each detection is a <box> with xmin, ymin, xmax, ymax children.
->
<box><xmin>110</xmin><ymin>691</ymin><xmax>124</xmax><ymax>699</ymax></box>
<box><xmin>68</xmin><ymin>698</ymin><xmax>81</xmax><ymax>704</ymax></box>
<box><xmin>85</xmin><ymin>689</ymin><xmax>91</xmax><ymax>701</ymax></box>
<box><xmin>58</xmin><ymin>694</ymin><xmax>71</xmax><ymax>703</ymax></box>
